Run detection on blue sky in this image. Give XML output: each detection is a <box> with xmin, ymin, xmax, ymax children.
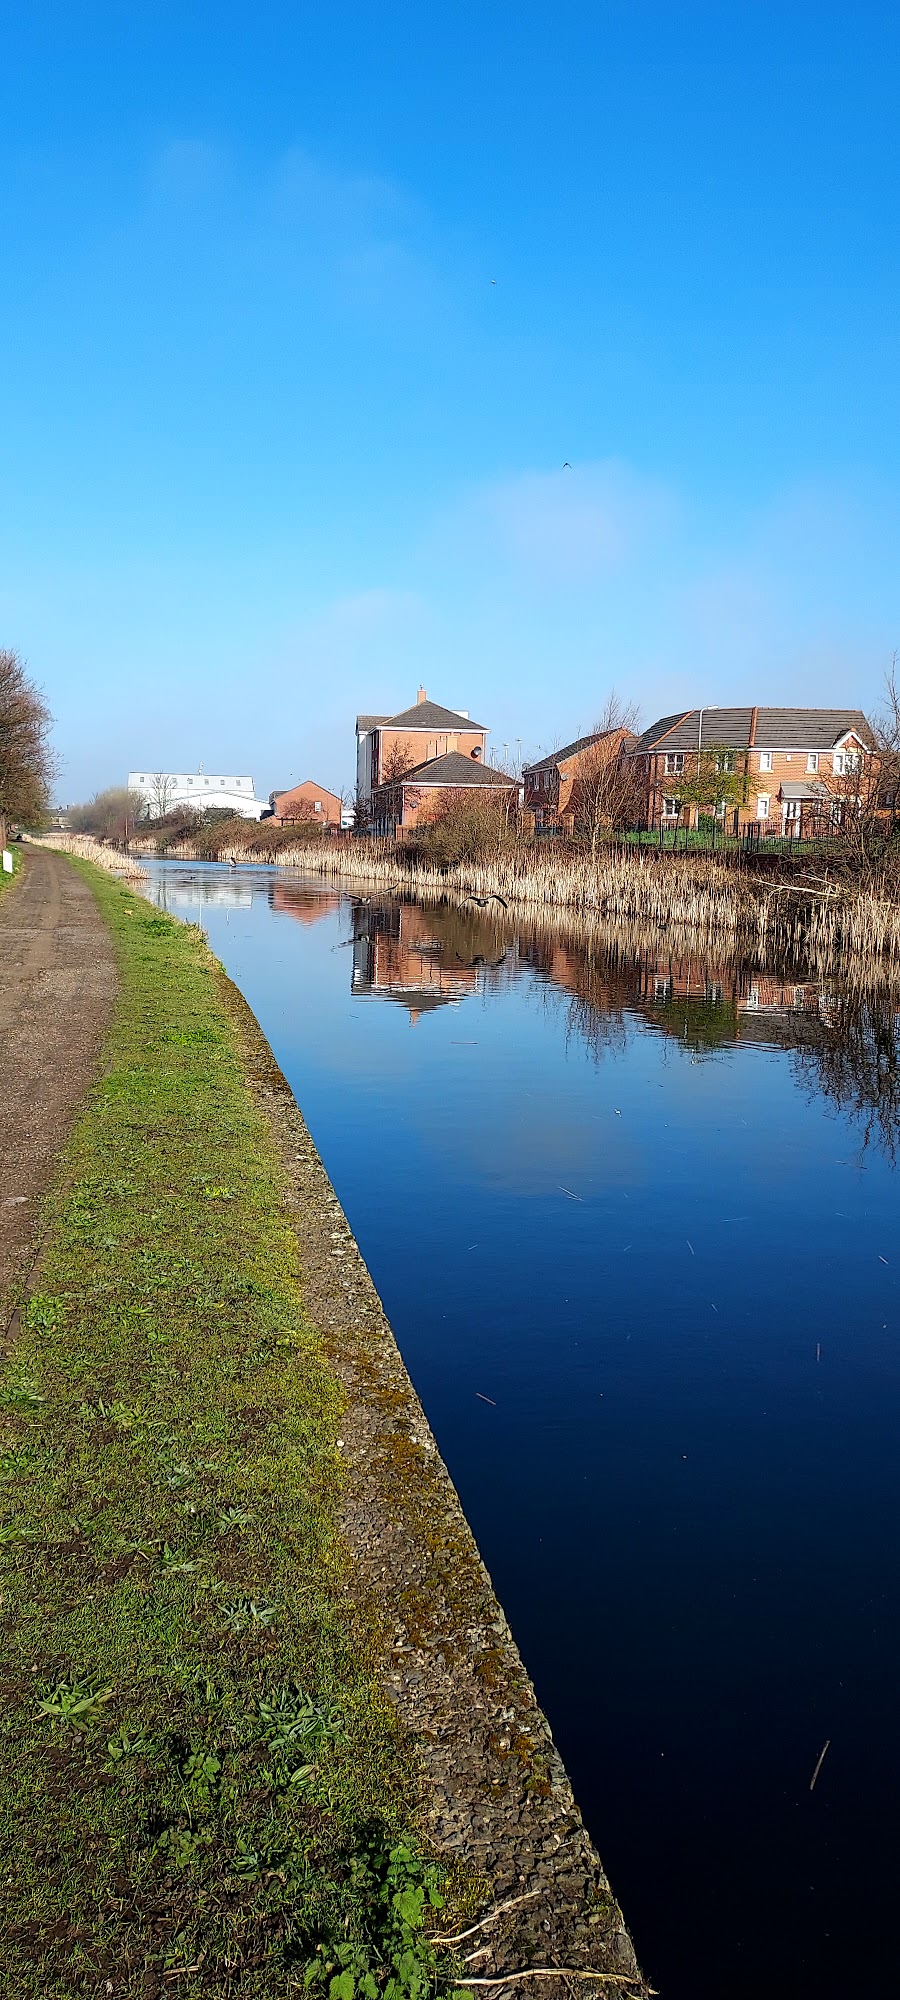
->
<box><xmin>2</xmin><ymin>2</ymin><xmax>899</xmax><ymax>801</ymax></box>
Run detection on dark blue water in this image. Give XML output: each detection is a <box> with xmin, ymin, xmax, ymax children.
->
<box><xmin>148</xmin><ymin>862</ymin><xmax>900</xmax><ymax>1999</ymax></box>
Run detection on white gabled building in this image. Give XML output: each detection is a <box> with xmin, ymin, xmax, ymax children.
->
<box><xmin>128</xmin><ymin>767</ymin><xmax>266</xmax><ymax>819</ymax></box>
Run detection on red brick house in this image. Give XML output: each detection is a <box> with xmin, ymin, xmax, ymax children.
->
<box><xmin>355</xmin><ymin>689</ymin><xmax>488</xmax><ymax>808</ymax></box>
<box><xmin>630</xmin><ymin>707</ymin><xmax>875</xmax><ymax>833</ymax></box>
<box><xmin>270</xmin><ymin>780</ymin><xmax>342</xmax><ymax>829</ymax></box>
<box><xmin>369</xmin><ymin>749</ymin><xmax>516</xmax><ymax>838</ymax></box>
<box><xmin>522</xmin><ymin>728</ymin><xmax>636</xmax><ymax>831</ymax></box>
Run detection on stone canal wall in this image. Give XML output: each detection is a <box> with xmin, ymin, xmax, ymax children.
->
<box><xmin>222</xmin><ymin>971</ymin><xmax>649</xmax><ymax>1997</ymax></box>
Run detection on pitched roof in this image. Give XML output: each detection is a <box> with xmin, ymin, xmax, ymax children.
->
<box><xmin>357</xmin><ymin>699</ymin><xmax>486</xmax><ymax>733</ymax></box>
<box><xmin>524</xmin><ymin>733</ymin><xmax>603</xmax><ymax>775</ymax></box>
<box><xmin>273</xmin><ymin>779</ymin><xmax>340</xmax><ymax>797</ymax></box>
<box><xmin>633</xmin><ymin>707</ymin><xmax>874</xmax><ymax>753</ymax></box>
<box><xmin>392</xmin><ymin>751</ymin><xmax>514</xmax><ymax>788</ymax></box>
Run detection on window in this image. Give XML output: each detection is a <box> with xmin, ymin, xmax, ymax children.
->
<box><xmin>757</xmin><ymin>793</ymin><xmax>770</xmax><ymax>820</ymax></box>
<box><xmin>833</xmin><ymin>748</ymin><xmax>860</xmax><ymax>776</ymax></box>
<box><xmin>654</xmin><ymin>976</ymin><xmax>672</xmax><ymax>1002</ymax></box>
<box><xmin>664</xmin><ymin>752</ymin><xmax>684</xmax><ymax>775</ymax></box>
<box><xmin>716</xmin><ymin>750</ymin><xmax>736</xmax><ymax>773</ymax></box>
<box><xmin>662</xmin><ymin>796</ymin><xmax>679</xmax><ymax>819</ymax></box>
<box><xmin>758</xmin><ymin>750</ymin><xmax>773</xmax><ymax>772</ymax></box>
<box><xmin>314</xmin><ymin>800</ymin><xmax>322</xmax><ymax>812</ymax></box>
<box><xmin>806</xmin><ymin>752</ymin><xmax>819</xmax><ymax>773</ymax></box>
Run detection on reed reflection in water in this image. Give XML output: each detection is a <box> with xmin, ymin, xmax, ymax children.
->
<box><xmin>145</xmin><ymin>861</ymin><xmax>900</xmax><ymax>2000</ymax></box>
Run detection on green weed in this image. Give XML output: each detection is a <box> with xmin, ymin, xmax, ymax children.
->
<box><xmin>0</xmin><ymin>867</ymin><xmax>469</xmax><ymax>1996</ymax></box>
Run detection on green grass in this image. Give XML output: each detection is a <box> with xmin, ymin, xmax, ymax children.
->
<box><xmin>0</xmin><ymin>866</ymin><xmax>466</xmax><ymax>1998</ymax></box>
<box><xmin>0</xmin><ymin>839</ymin><xmax>21</xmax><ymax>890</ymax></box>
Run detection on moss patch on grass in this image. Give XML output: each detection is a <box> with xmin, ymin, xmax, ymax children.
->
<box><xmin>0</xmin><ymin>867</ymin><xmax>457</xmax><ymax>1997</ymax></box>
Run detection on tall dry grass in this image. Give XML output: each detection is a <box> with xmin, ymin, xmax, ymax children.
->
<box><xmin>29</xmin><ymin>833</ymin><xmax>149</xmax><ymax>883</ymax></box>
<box><xmin>293</xmin><ymin>841</ymin><xmax>900</xmax><ymax>967</ymax></box>
<box><xmin>132</xmin><ymin>828</ymin><xmax>900</xmax><ymax>970</ymax></box>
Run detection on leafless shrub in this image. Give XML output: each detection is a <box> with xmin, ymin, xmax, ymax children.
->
<box><xmin>69</xmin><ymin>787</ymin><xmax>147</xmax><ymax>841</ymax></box>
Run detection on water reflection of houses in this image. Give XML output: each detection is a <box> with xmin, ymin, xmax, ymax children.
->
<box><xmin>350</xmin><ymin>900</ymin><xmax>507</xmax><ymax>1024</ymax></box>
<box><xmin>270</xmin><ymin>883</ymin><xmax>341</xmax><ymax>925</ymax></box>
<box><xmin>519</xmin><ymin>933</ymin><xmax>835</xmax><ymax>1056</ymax></box>
<box><xmin>633</xmin><ymin>956</ymin><xmax>832</xmax><ymax>1050</ymax></box>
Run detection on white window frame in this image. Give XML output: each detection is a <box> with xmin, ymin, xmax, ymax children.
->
<box><xmin>757</xmin><ymin>793</ymin><xmax>770</xmax><ymax>820</ymax></box>
<box><xmin>716</xmin><ymin>750</ymin><xmax>736</xmax><ymax>774</ymax></box>
<box><xmin>833</xmin><ymin>746</ymin><xmax>860</xmax><ymax>776</ymax></box>
<box><xmin>806</xmin><ymin>752</ymin><xmax>819</xmax><ymax>773</ymax></box>
<box><xmin>758</xmin><ymin>750</ymin><xmax>773</xmax><ymax>772</ymax></box>
<box><xmin>664</xmin><ymin>752</ymin><xmax>685</xmax><ymax>775</ymax></box>
<box><xmin>662</xmin><ymin>795</ymin><xmax>680</xmax><ymax>819</ymax></box>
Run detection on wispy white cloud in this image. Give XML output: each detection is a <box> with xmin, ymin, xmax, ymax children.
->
<box><xmin>439</xmin><ymin>459</ymin><xmax>679</xmax><ymax>584</ymax></box>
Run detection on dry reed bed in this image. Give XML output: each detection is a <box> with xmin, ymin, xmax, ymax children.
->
<box><xmin>293</xmin><ymin>842</ymin><xmax>900</xmax><ymax>968</ymax></box>
<box><xmin>29</xmin><ymin>833</ymin><xmax>149</xmax><ymax>882</ymax></box>
<box><xmin>137</xmin><ymin>832</ymin><xmax>900</xmax><ymax>971</ymax></box>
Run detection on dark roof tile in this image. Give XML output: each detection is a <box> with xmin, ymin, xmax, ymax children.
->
<box><xmin>360</xmin><ymin>698</ymin><xmax>486</xmax><ymax>733</ymax></box>
<box><xmin>632</xmin><ymin>707</ymin><xmax>874</xmax><ymax>753</ymax></box>
<box><xmin>388</xmin><ymin>750</ymin><xmax>513</xmax><ymax>788</ymax></box>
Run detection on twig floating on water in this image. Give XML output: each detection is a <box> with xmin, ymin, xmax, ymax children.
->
<box><xmin>476</xmin><ymin>1392</ymin><xmax>497</xmax><ymax>1406</ymax></box>
<box><xmin>809</xmin><ymin>1739</ymin><xmax>831</xmax><ymax>1791</ymax></box>
<box><xmin>686</xmin><ymin>1239</ymin><xmax>695</xmax><ymax>1255</ymax></box>
<box><xmin>559</xmin><ymin>1186</ymin><xmax>583</xmax><ymax>1202</ymax></box>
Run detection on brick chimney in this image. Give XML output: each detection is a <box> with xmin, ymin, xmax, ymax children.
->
<box><xmin>417</xmin><ymin>686</ymin><xmax>427</xmax><ymax>704</ymax></box>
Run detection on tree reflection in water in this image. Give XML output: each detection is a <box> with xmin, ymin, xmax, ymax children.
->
<box><xmin>346</xmin><ymin>889</ymin><xmax>900</xmax><ymax>1161</ymax></box>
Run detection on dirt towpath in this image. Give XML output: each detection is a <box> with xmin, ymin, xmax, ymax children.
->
<box><xmin>0</xmin><ymin>848</ymin><xmax>117</xmax><ymax>1316</ymax></box>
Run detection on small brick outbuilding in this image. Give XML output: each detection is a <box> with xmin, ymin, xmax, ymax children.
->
<box><xmin>270</xmin><ymin>780</ymin><xmax>342</xmax><ymax>829</ymax></box>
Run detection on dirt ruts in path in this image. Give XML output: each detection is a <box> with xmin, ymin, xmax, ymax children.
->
<box><xmin>0</xmin><ymin>848</ymin><xmax>117</xmax><ymax>1316</ymax></box>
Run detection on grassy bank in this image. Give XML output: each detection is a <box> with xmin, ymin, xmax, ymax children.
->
<box><xmin>0</xmin><ymin>840</ymin><xmax>22</xmax><ymax>892</ymax></box>
<box><xmin>0</xmin><ymin>865</ymin><xmax>467</xmax><ymax>1998</ymax></box>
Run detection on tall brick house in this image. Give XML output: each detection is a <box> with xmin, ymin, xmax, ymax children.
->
<box><xmin>630</xmin><ymin>707</ymin><xmax>875</xmax><ymax>833</ymax></box>
<box><xmin>355</xmin><ymin>689</ymin><xmax>488</xmax><ymax>808</ymax></box>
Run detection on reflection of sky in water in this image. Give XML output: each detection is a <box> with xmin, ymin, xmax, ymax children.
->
<box><xmin>146</xmin><ymin>860</ymin><xmax>900</xmax><ymax>2000</ymax></box>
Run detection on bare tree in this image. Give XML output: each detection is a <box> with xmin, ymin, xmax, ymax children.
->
<box><xmin>873</xmin><ymin>652</ymin><xmax>900</xmax><ymax>834</ymax></box>
<box><xmin>149</xmin><ymin>772</ymin><xmax>178</xmax><ymax>817</ymax></box>
<box><xmin>379</xmin><ymin>740</ymin><xmax>418</xmax><ymax>785</ymax></box>
<box><xmin>571</xmin><ymin>692</ymin><xmax>643</xmax><ymax>853</ymax></box>
<box><xmin>0</xmin><ymin>648</ymin><xmax>56</xmax><ymax>842</ymax></box>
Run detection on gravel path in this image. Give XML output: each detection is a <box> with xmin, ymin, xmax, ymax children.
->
<box><xmin>0</xmin><ymin>848</ymin><xmax>117</xmax><ymax>1317</ymax></box>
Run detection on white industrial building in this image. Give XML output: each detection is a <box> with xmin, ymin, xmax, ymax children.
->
<box><xmin>127</xmin><ymin>768</ymin><xmax>266</xmax><ymax>819</ymax></box>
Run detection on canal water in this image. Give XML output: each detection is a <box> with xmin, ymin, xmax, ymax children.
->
<box><xmin>147</xmin><ymin>860</ymin><xmax>900</xmax><ymax>1999</ymax></box>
